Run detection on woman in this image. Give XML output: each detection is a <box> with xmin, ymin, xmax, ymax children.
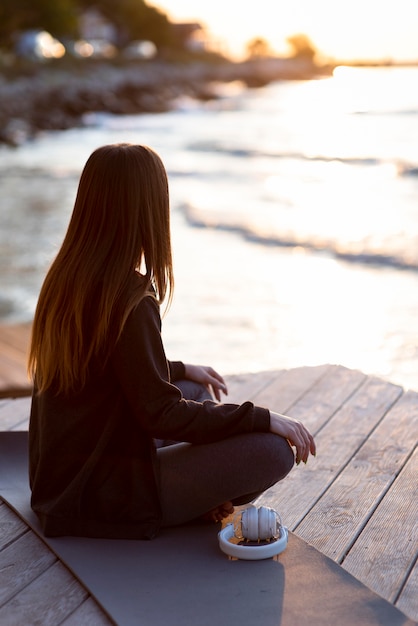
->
<box><xmin>28</xmin><ymin>143</ymin><xmax>315</xmax><ymax>540</ymax></box>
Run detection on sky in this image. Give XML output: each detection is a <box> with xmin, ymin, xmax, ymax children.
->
<box><xmin>153</xmin><ymin>0</ymin><xmax>418</xmax><ymax>62</ymax></box>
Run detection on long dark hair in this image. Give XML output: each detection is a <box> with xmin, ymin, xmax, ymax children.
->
<box><xmin>28</xmin><ymin>143</ymin><xmax>174</xmax><ymax>394</ymax></box>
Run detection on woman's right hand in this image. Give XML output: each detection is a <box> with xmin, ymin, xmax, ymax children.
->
<box><xmin>269</xmin><ymin>411</ymin><xmax>316</xmax><ymax>465</ymax></box>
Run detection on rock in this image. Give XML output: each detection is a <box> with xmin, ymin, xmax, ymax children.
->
<box><xmin>0</xmin><ymin>118</ymin><xmax>31</xmax><ymax>147</ymax></box>
<box><xmin>0</xmin><ymin>58</ymin><xmax>332</xmax><ymax>145</ymax></box>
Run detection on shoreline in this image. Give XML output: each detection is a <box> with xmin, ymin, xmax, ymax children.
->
<box><xmin>0</xmin><ymin>57</ymin><xmax>332</xmax><ymax>146</ymax></box>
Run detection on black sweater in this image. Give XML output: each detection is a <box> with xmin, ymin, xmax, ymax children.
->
<box><xmin>29</xmin><ymin>296</ymin><xmax>270</xmax><ymax>539</ymax></box>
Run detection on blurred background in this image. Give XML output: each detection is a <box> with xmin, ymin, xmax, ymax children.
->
<box><xmin>1</xmin><ymin>0</ymin><xmax>418</xmax><ymax>389</ymax></box>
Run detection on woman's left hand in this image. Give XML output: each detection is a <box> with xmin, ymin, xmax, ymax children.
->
<box><xmin>184</xmin><ymin>364</ymin><xmax>228</xmax><ymax>401</ymax></box>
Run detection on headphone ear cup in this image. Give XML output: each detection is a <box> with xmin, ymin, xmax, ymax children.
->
<box><xmin>242</xmin><ymin>506</ymin><xmax>259</xmax><ymax>541</ymax></box>
<box><xmin>258</xmin><ymin>506</ymin><xmax>273</xmax><ymax>539</ymax></box>
<box><xmin>258</xmin><ymin>506</ymin><xmax>273</xmax><ymax>540</ymax></box>
<box><xmin>269</xmin><ymin>507</ymin><xmax>277</xmax><ymax>537</ymax></box>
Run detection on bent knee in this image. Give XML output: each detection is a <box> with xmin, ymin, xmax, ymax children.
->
<box><xmin>251</xmin><ymin>432</ymin><xmax>295</xmax><ymax>485</ymax></box>
<box><xmin>279</xmin><ymin>436</ymin><xmax>295</xmax><ymax>478</ymax></box>
<box><xmin>265</xmin><ymin>433</ymin><xmax>294</xmax><ymax>480</ymax></box>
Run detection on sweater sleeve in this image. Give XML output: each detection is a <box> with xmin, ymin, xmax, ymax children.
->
<box><xmin>168</xmin><ymin>360</ymin><xmax>185</xmax><ymax>382</ymax></box>
<box><xmin>111</xmin><ymin>296</ymin><xmax>270</xmax><ymax>444</ymax></box>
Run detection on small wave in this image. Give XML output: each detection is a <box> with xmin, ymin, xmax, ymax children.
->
<box><xmin>188</xmin><ymin>141</ymin><xmax>382</xmax><ymax>167</ymax></box>
<box><xmin>189</xmin><ymin>141</ymin><xmax>418</xmax><ymax>178</ymax></box>
<box><xmin>353</xmin><ymin>108</ymin><xmax>418</xmax><ymax>116</ymax></box>
<box><xmin>181</xmin><ymin>203</ymin><xmax>418</xmax><ymax>273</ymax></box>
<box><xmin>189</xmin><ymin>140</ymin><xmax>261</xmax><ymax>159</ymax></box>
<box><xmin>397</xmin><ymin>162</ymin><xmax>418</xmax><ymax>177</ymax></box>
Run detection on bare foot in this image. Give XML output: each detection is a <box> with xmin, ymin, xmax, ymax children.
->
<box><xmin>201</xmin><ymin>501</ymin><xmax>234</xmax><ymax>523</ymax></box>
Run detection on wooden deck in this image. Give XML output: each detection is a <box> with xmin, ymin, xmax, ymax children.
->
<box><xmin>0</xmin><ymin>497</ymin><xmax>114</xmax><ymax>624</ymax></box>
<box><xmin>0</xmin><ymin>325</ymin><xmax>417</xmax><ymax>623</ymax></box>
<box><xmin>226</xmin><ymin>365</ymin><xmax>418</xmax><ymax>622</ymax></box>
<box><xmin>0</xmin><ymin>322</ymin><xmax>32</xmax><ymax>398</ymax></box>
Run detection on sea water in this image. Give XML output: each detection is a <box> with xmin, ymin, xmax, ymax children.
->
<box><xmin>1</xmin><ymin>65</ymin><xmax>418</xmax><ymax>390</ymax></box>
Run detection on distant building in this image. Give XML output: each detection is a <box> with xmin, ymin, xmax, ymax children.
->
<box><xmin>171</xmin><ymin>22</ymin><xmax>208</xmax><ymax>52</ymax></box>
<box><xmin>78</xmin><ymin>11</ymin><xmax>210</xmax><ymax>56</ymax></box>
<box><xmin>79</xmin><ymin>9</ymin><xmax>117</xmax><ymax>44</ymax></box>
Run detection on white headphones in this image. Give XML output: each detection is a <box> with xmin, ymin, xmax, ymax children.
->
<box><xmin>218</xmin><ymin>505</ymin><xmax>288</xmax><ymax>560</ymax></box>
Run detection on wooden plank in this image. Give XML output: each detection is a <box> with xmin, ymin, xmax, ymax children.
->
<box><xmin>0</xmin><ymin>397</ymin><xmax>31</xmax><ymax>430</ymax></box>
<box><xmin>0</xmin><ymin>341</ymin><xmax>28</xmax><ymax>368</ymax></box>
<box><xmin>257</xmin><ymin>376</ymin><xmax>403</xmax><ymax>529</ymax></box>
<box><xmin>227</xmin><ymin>364</ymin><xmax>362</xmax><ymax>428</ymax></box>
<box><xmin>225</xmin><ymin>369</ymin><xmax>284</xmax><ymax>404</ymax></box>
<box><xmin>342</xmin><ymin>446</ymin><xmax>418</xmax><ymax>609</ymax></box>
<box><xmin>297</xmin><ymin>380</ymin><xmax>418</xmax><ymax>563</ymax></box>
<box><xmin>60</xmin><ymin>598</ymin><xmax>115</xmax><ymax>625</ymax></box>
<box><xmin>0</xmin><ymin>323</ymin><xmax>31</xmax><ymax>352</ymax></box>
<box><xmin>284</xmin><ymin>364</ymin><xmax>367</xmax><ymax>433</ymax></box>
<box><xmin>0</xmin><ymin>561</ymin><xmax>87</xmax><ymax>625</ymax></box>
<box><xmin>0</xmin><ymin>351</ymin><xmax>29</xmax><ymax>383</ymax></box>
<box><xmin>0</xmin><ymin>375</ymin><xmax>32</xmax><ymax>399</ymax></box>
<box><xmin>244</xmin><ymin>364</ymin><xmax>331</xmax><ymax>413</ymax></box>
<box><xmin>0</xmin><ymin>323</ymin><xmax>32</xmax><ymax>398</ymax></box>
<box><xmin>0</xmin><ymin>347</ymin><xmax>27</xmax><ymax>372</ymax></box>
<box><xmin>295</xmin><ymin>377</ymin><xmax>407</xmax><ymax>560</ymax></box>
<box><xmin>397</xmin><ymin>558</ymin><xmax>418</xmax><ymax>621</ymax></box>
<box><xmin>0</xmin><ymin>501</ymin><xmax>114</xmax><ymax>625</ymax></box>
<box><xmin>0</xmin><ymin>385</ymin><xmax>32</xmax><ymax>400</ymax></box>
<box><xmin>0</xmin><ymin>501</ymin><xmax>27</xmax><ymax>550</ymax></box>
<box><xmin>0</xmin><ymin>531</ymin><xmax>56</xmax><ymax>606</ymax></box>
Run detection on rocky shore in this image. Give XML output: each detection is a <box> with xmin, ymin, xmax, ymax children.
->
<box><xmin>0</xmin><ymin>57</ymin><xmax>333</xmax><ymax>146</ymax></box>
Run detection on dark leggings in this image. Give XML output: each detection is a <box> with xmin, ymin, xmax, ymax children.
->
<box><xmin>157</xmin><ymin>380</ymin><xmax>294</xmax><ymax>527</ymax></box>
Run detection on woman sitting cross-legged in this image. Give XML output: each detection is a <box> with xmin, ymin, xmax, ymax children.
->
<box><xmin>28</xmin><ymin>143</ymin><xmax>316</xmax><ymax>539</ymax></box>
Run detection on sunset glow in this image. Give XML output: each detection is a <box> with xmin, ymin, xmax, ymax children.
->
<box><xmin>153</xmin><ymin>0</ymin><xmax>418</xmax><ymax>62</ymax></box>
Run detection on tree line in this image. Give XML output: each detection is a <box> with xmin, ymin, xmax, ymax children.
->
<box><xmin>0</xmin><ymin>0</ymin><xmax>179</xmax><ymax>51</ymax></box>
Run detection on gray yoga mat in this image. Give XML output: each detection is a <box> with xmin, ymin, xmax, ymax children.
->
<box><xmin>0</xmin><ymin>431</ymin><xmax>414</xmax><ymax>626</ymax></box>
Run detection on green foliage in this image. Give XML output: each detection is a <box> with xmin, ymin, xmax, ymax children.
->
<box><xmin>0</xmin><ymin>0</ymin><xmax>175</xmax><ymax>51</ymax></box>
<box><xmin>0</xmin><ymin>0</ymin><xmax>78</xmax><ymax>48</ymax></box>
<box><xmin>77</xmin><ymin>0</ymin><xmax>174</xmax><ymax>47</ymax></box>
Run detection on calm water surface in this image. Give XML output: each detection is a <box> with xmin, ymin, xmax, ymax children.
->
<box><xmin>1</xmin><ymin>66</ymin><xmax>418</xmax><ymax>389</ymax></box>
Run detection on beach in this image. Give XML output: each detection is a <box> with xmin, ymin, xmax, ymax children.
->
<box><xmin>0</xmin><ymin>56</ymin><xmax>331</xmax><ymax>146</ymax></box>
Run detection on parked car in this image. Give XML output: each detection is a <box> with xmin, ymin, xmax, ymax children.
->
<box><xmin>122</xmin><ymin>40</ymin><xmax>157</xmax><ymax>60</ymax></box>
<box><xmin>15</xmin><ymin>30</ymin><xmax>65</xmax><ymax>60</ymax></box>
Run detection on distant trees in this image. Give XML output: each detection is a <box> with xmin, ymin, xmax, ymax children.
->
<box><xmin>0</xmin><ymin>0</ymin><xmax>78</xmax><ymax>48</ymax></box>
<box><xmin>246</xmin><ymin>37</ymin><xmax>272</xmax><ymax>59</ymax></box>
<box><xmin>78</xmin><ymin>0</ymin><xmax>174</xmax><ymax>47</ymax></box>
<box><xmin>245</xmin><ymin>33</ymin><xmax>320</xmax><ymax>64</ymax></box>
<box><xmin>0</xmin><ymin>0</ymin><xmax>175</xmax><ymax>51</ymax></box>
<box><xmin>286</xmin><ymin>34</ymin><xmax>317</xmax><ymax>61</ymax></box>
